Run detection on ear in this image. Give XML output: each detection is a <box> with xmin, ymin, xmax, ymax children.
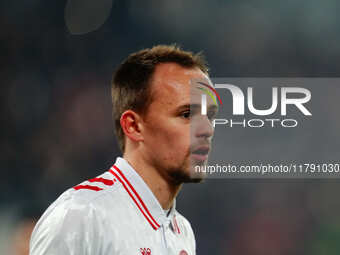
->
<box><xmin>120</xmin><ymin>110</ymin><xmax>144</xmax><ymax>144</ymax></box>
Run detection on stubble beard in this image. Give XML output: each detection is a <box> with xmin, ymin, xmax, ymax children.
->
<box><xmin>165</xmin><ymin>150</ymin><xmax>206</xmax><ymax>185</ymax></box>
<box><xmin>151</xmin><ymin>148</ymin><xmax>207</xmax><ymax>186</ymax></box>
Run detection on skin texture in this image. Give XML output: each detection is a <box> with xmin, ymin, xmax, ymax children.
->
<box><xmin>121</xmin><ymin>63</ymin><xmax>216</xmax><ymax>209</ymax></box>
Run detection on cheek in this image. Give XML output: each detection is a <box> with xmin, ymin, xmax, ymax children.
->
<box><xmin>149</xmin><ymin>126</ymin><xmax>190</xmax><ymax>156</ymax></box>
<box><xmin>167</xmin><ymin>130</ymin><xmax>191</xmax><ymax>162</ymax></box>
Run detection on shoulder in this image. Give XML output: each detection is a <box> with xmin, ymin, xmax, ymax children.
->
<box><xmin>175</xmin><ymin>211</ymin><xmax>196</xmax><ymax>252</ymax></box>
<box><xmin>71</xmin><ymin>171</ymin><xmax>120</xmax><ymax>201</ymax></box>
<box><xmin>34</xmin><ymin>171</ymin><xmax>123</xmax><ymax>226</ymax></box>
<box><xmin>30</xmin><ymin>171</ymin><xmax>122</xmax><ymax>255</ymax></box>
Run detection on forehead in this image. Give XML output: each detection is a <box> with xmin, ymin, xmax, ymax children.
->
<box><xmin>150</xmin><ymin>63</ymin><xmax>209</xmax><ymax>101</ymax></box>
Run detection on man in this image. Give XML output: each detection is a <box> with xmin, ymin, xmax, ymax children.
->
<box><xmin>30</xmin><ymin>45</ymin><xmax>217</xmax><ymax>255</ymax></box>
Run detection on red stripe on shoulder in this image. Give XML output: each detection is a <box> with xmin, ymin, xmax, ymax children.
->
<box><xmin>73</xmin><ymin>185</ymin><xmax>103</xmax><ymax>191</ymax></box>
<box><xmin>88</xmin><ymin>177</ymin><xmax>114</xmax><ymax>186</ymax></box>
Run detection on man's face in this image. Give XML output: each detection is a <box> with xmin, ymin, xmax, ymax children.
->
<box><xmin>140</xmin><ymin>63</ymin><xmax>217</xmax><ymax>184</ymax></box>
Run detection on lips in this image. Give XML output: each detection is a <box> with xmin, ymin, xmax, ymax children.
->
<box><xmin>191</xmin><ymin>145</ymin><xmax>210</xmax><ymax>162</ymax></box>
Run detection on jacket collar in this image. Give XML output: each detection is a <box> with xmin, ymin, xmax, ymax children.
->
<box><xmin>109</xmin><ymin>157</ymin><xmax>177</xmax><ymax>231</ymax></box>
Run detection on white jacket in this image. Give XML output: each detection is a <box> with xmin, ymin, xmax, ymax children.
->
<box><xmin>30</xmin><ymin>157</ymin><xmax>196</xmax><ymax>255</ymax></box>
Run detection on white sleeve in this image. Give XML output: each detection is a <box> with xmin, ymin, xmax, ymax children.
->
<box><xmin>29</xmin><ymin>198</ymin><xmax>106</xmax><ymax>255</ymax></box>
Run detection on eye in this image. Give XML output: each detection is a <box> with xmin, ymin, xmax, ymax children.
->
<box><xmin>181</xmin><ymin>110</ymin><xmax>191</xmax><ymax>119</ymax></box>
<box><xmin>207</xmin><ymin>110</ymin><xmax>217</xmax><ymax>120</ymax></box>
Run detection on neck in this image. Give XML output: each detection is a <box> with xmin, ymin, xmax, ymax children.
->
<box><xmin>123</xmin><ymin>152</ymin><xmax>182</xmax><ymax>210</ymax></box>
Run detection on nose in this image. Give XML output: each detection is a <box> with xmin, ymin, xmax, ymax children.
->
<box><xmin>193</xmin><ymin>115</ymin><xmax>214</xmax><ymax>139</ymax></box>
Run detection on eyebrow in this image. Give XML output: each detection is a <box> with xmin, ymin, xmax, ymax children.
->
<box><xmin>177</xmin><ymin>104</ymin><xmax>219</xmax><ymax>112</ymax></box>
<box><xmin>207</xmin><ymin>104</ymin><xmax>219</xmax><ymax>112</ymax></box>
<box><xmin>176</xmin><ymin>104</ymin><xmax>193</xmax><ymax>112</ymax></box>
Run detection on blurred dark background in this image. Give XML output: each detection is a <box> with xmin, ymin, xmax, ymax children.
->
<box><xmin>1</xmin><ymin>0</ymin><xmax>340</xmax><ymax>254</ymax></box>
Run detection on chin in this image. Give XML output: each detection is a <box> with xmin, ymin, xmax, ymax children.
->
<box><xmin>185</xmin><ymin>176</ymin><xmax>205</xmax><ymax>184</ymax></box>
<box><xmin>189</xmin><ymin>164</ymin><xmax>207</xmax><ymax>182</ymax></box>
<box><xmin>167</xmin><ymin>164</ymin><xmax>206</xmax><ymax>185</ymax></box>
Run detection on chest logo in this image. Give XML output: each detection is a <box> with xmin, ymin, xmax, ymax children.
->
<box><xmin>140</xmin><ymin>248</ymin><xmax>151</xmax><ymax>255</ymax></box>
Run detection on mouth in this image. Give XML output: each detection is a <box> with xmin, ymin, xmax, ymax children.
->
<box><xmin>191</xmin><ymin>146</ymin><xmax>210</xmax><ymax>162</ymax></box>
